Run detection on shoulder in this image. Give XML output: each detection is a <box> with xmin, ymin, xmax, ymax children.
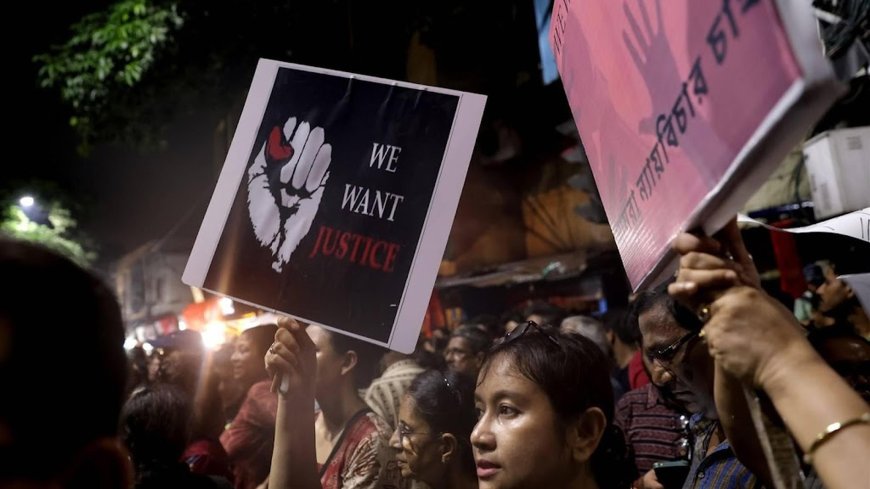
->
<box><xmin>616</xmin><ymin>385</ymin><xmax>650</xmax><ymax>414</ymax></box>
<box><xmin>247</xmin><ymin>379</ymin><xmax>274</xmax><ymax>398</ymax></box>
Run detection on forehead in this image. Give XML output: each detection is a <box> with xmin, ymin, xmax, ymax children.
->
<box><xmin>638</xmin><ymin>305</ymin><xmax>685</xmax><ymax>349</ymax></box>
<box><xmin>476</xmin><ymin>355</ymin><xmax>544</xmax><ymax>402</ymax></box>
<box><xmin>447</xmin><ymin>336</ymin><xmax>470</xmax><ymax>350</ymax></box>
<box><xmin>399</xmin><ymin>395</ymin><xmax>426</xmax><ymax>426</ymax></box>
<box><xmin>307</xmin><ymin>325</ymin><xmax>331</xmax><ymax>350</ymax></box>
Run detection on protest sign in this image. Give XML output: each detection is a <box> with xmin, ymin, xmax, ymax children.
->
<box><xmin>738</xmin><ymin>207</ymin><xmax>870</xmax><ymax>244</ymax></box>
<box><xmin>184</xmin><ymin>59</ymin><xmax>486</xmax><ymax>353</ymax></box>
<box><xmin>551</xmin><ymin>0</ymin><xmax>845</xmax><ymax>289</ymax></box>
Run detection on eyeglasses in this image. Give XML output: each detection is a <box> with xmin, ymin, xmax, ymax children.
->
<box><xmin>398</xmin><ymin>422</ymin><xmax>433</xmax><ymax>449</ymax></box>
<box><xmin>650</xmin><ymin>330</ymin><xmax>700</xmax><ymax>365</ymax></box>
<box><xmin>504</xmin><ymin>320</ymin><xmax>560</xmax><ymax>346</ymax></box>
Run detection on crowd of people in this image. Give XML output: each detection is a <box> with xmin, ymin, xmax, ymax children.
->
<box><xmin>1</xmin><ymin>218</ymin><xmax>868</xmax><ymax>489</ymax></box>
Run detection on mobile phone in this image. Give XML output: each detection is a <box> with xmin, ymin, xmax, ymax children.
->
<box><xmin>652</xmin><ymin>460</ymin><xmax>690</xmax><ymax>489</ymax></box>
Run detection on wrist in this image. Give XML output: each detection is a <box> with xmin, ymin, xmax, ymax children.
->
<box><xmin>759</xmin><ymin>342</ymin><xmax>824</xmax><ymax>397</ymax></box>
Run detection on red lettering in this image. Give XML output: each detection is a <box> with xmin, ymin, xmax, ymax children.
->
<box><xmin>308</xmin><ymin>225</ymin><xmax>328</xmax><ymax>258</ymax></box>
<box><xmin>350</xmin><ymin>234</ymin><xmax>365</xmax><ymax>263</ymax></box>
<box><xmin>321</xmin><ymin>226</ymin><xmax>337</xmax><ymax>255</ymax></box>
<box><xmin>336</xmin><ymin>232</ymin><xmax>350</xmax><ymax>259</ymax></box>
<box><xmin>359</xmin><ymin>236</ymin><xmax>374</xmax><ymax>265</ymax></box>
<box><xmin>307</xmin><ymin>225</ymin><xmax>399</xmax><ymax>273</ymax></box>
<box><xmin>369</xmin><ymin>241</ymin><xmax>385</xmax><ymax>269</ymax></box>
<box><xmin>383</xmin><ymin>243</ymin><xmax>400</xmax><ymax>272</ymax></box>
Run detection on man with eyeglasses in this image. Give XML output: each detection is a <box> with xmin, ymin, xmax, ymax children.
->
<box><xmin>633</xmin><ymin>280</ymin><xmax>768</xmax><ymax>489</ymax></box>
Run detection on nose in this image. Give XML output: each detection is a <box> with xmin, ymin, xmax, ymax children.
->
<box><xmin>655</xmin><ymin>362</ymin><xmax>676</xmax><ymax>385</ymax></box>
<box><xmin>389</xmin><ymin>426</ymin><xmax>401</xmax><ymax>451</ymax></box>
<box><xmin>471</xmin><ymin>413</ymin><xmax>495</xmax><ymax>452</ymax></box>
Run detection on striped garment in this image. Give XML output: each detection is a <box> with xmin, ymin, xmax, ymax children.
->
<box><xmin>364</xmin><ymin>359</ymin><xmax>425</xmax><ymax>431</ymax></box>
<box><xmin>682</xmin><ymin>414</ymin><xmax>760</xmax><ymax>489</ymax></box>
<box><xmin>615</xmin><ymin>383</ymin><xmax>689</xmax><ymax>475</ymax></box>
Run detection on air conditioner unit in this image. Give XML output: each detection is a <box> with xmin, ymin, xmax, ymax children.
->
<box><xmin>802</xmin><ymin>126</ymin><xmax>870</xmax><ymax>219</ymax></box>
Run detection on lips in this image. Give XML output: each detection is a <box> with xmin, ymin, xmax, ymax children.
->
<box><xmin>476</xmin><ymin>459</ymin><xmax>500</xmax><ymax>479</ymax></box>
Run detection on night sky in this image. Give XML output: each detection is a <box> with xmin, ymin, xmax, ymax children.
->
<box><xmin>9</xmin><ymin>3</ymin><xmax>220</xmax><ymax>262</ymax></box>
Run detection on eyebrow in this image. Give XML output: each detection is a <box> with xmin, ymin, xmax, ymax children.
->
<box><xmin>644</xmin><ymin>339</ymin><xmax>670</xmax><ymax>353</ymax></box>
<box><xmin>476</xmin><ymin>388</ymin><xmax>530</xmax><ymax>405</ymax></box>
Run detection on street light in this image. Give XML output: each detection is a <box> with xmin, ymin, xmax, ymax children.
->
<box><xmin>19</xmin><ymin>196</ymin><xmax>35</xmax><ymax>208</ymax></box>
<box><xmin>16</xmin><ymin>195</ymin><xmax>51</xmax><ymax>227</ymax></box>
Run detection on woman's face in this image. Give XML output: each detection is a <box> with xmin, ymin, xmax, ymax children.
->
<box><xmin>307</xmin><ymin>326</ymin><xmax>345</xmax><ymax>400</ymax></box>
<box><xmin>230</xmin><ymin>335</ymin><xmax>260</xmax><ymax>382</ymax></box>
<box><xmin>390</xmin><ymin>395</ymin><xmax>443</xmax><ymax>484</ymax></box>
<box><xmin>471</xmin><ymin>355</ymin><xmax>573</xmax><ymax>489</ymax></box>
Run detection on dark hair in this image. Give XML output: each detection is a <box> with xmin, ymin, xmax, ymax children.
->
<box><xmin>807</xmin><ymin>324</ymin><xmax>870</xmax><ymax>402</ymax></box>
<box><xmin>808</xmin><ymin>323</ymin><xmax>870</xmax><ymax>344</ymax></box>
<box><xmin>803</xmin><ymin>263</ymin><xmax>825</xmax><ymax>287</ymax></box>
<box><xmin>522</xmin><ymin>301</ymin><xmax>565</xmax><ymax>327</ymax></box>
<box><xmin>450</xmin><ymin>325</ymin><xmax>493</xmax><ymax>355</ymax></box>
<box><xmin>407</xmin><ymin>370</ymin><xmax>477</xmax><ymax>474</ymax></box>
<box><xmin>329</xmin><ymin>330</ymin><xmax>385</xmax><ymax>389</ymax></box>
<box><xmin>826</xmin><ymin>246</ymin><xmax>870</xmax><ymax>276</ymax></box>
<box><xmin>0</xmin><ymin>237</ymin><xmax>128</xmax><ymax>479</ymax></box>
<box><xmin>468</xmin><ymin>313</ymin><xmax>502</xmax><ymax>340</ymax></box>
<box><xmin>602</xmin><ymin>307</ymin><xmax>642</xmax><ymax>346</ymax></box>
<box><xmin>481</xmin><ymin>328</ymin><xmax>634</xmax><ymax>489</ymax></box>
<box><xmin>631</xmin><ymin>279</ymin><xmax>703</xmax><ymax>333</ymax></box>
<box><xmin>121</xmin><ymin>385</ymin><xmax>192</xmax><ymax>470</ymax></box>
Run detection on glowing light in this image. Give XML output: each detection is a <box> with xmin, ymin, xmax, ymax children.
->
<box><xmin>178</xmin><ymin>319</ymin><xmax>188</xmax><ymax>331</ymax></box>
<box><xmin>124</xmin><ymin>336</ymin><xmax>137</xmax><ymax>351</ymax></box>
<box><xmin>218</xmin><ymin>297</ymin><xmax>235</xmax><ymax>316</ymax></box>
<box><xmin>202</xmin><ymin>321</ymin><xmax>227</xmax><ymax>350</ymax></box>
<box><xmin>19</xmin><ymin>196</ymin><xmax>34</xmax><ymax>208</ymax></box>
<box><xmin>142</xmin><ymin>343</ymin><xmax>154</xmax><ymax>354</ymax></box>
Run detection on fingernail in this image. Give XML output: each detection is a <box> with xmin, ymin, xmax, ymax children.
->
<box><xmin>683</xmin><ymin>282</ymin><xmax>697</xmax><ymax>291</ymax></box>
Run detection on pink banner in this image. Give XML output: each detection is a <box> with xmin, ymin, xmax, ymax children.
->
<box><xmin>551</xmin><ymin>0</ymin><xmax>804</xmax><ymax>287</ymax></box>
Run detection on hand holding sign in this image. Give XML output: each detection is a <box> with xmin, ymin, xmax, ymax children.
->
<box><xmin>265</xmin><ymin>317</ymin><xmax>317</xmax><ymax>399</ymax></box>
<box><xmin>247</xmin><ymin>116</ymin><xmax>332</xmax><ymax>272</ymax></box>
<box><xmin>668</xmin><ymin>219</ymin><xmax>760</xmax><ymax>306</ymax></box>
<box><xmin>704</xmin><ymin>286</ymin><xmax>810</xmax><ymax>388</ymax></box>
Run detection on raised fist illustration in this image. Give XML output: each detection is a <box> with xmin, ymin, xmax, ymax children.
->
<box><xmin>247</xmin><ymin>116</ymin><xmax>332</xmax><ymax>272</ymax></box>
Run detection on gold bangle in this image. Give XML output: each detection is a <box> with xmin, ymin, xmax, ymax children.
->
<box><xmin>803</xmin><ymin>412</ymin><xmax>870</xmax><ymax>465</ymax></box>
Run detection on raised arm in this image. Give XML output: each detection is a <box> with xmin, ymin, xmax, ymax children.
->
<box><xmin>668</xmin><ymin>220</ymin><xmax>774</xmax><ymax>487</ymax></box>
<box><xmin>669</xmin><ymin>220</ymin><xmax>870</xmax><ymax>489</ymax></box>
<box><xmin>705</xmin><ymin>287</ymin><xmax>870</xmax><ymax>489</ymax></box>
<box><xmin>264</xmin><ymin>320</ymin><xmax>322</xmax><ymax>489</ymax></box>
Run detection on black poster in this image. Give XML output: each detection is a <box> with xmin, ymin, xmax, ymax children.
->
<box><xmin>186</xmin><ymin>61</ymin><xmax>485</xmax><ymax>351</ymax></box>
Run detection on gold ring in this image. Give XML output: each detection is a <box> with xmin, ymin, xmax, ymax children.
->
<box><xmin>697</xmin><ymin>305</ymin><xmax>711</xmax><ymax>323</ymax></box>
<box><xmin>698</xmin><ymin>328</ymin><xmax>707</xmax><ymax>341</ymax></box>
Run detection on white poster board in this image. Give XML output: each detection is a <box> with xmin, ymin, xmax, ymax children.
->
<box><xmin>184</xmin><ymin>59</ymin><xmax>486</xmax><ymax>353</ymax></box>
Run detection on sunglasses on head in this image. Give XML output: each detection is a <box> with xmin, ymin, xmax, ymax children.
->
<box><xmin>504</xmin><ymin>320</ymin><xmax>560</xmax><ymax>346</ymax></box>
